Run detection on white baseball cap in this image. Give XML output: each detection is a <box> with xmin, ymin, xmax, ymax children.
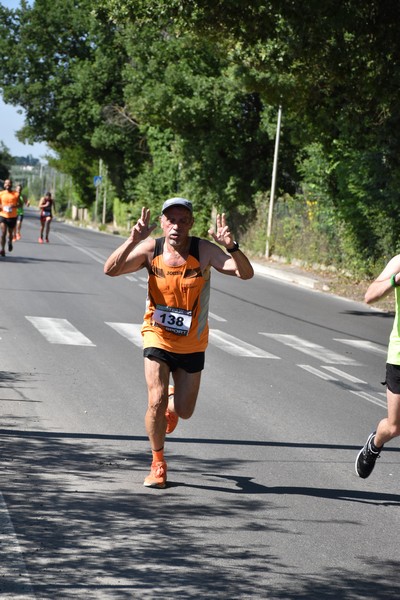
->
<box><xmin>162</xmin><ymin>197</ymin><xmax>193</xmax><ymax>213</ymax></box>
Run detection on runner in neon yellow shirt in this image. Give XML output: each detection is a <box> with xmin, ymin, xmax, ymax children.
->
<box><xmin>356</xmin><ymin>256</ymin><xmax>400</xmax><ymax>478</ymax></box>
<box><xmin>13</xmin><ymin>184</ymin><xmax>30</xmax><ymax>241</ymax></box>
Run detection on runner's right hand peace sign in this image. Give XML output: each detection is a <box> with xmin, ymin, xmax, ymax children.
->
<box><xmin>130</xmin><ymin>207</ymin><xmax>157</xmax><ymax>242</ymax></box>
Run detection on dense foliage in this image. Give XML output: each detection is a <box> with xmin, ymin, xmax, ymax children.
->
<box><xmin>0</xmin><ymin>141</ymin><xmax>12</xmax><ymax>182</ymax></box>
<box><xmin>1</xmin><ymin>0</ymin><xmax>400</xmax><ymax>273</ymax></box>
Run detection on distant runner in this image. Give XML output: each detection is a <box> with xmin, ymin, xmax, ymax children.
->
<box><xmin>0</xmin><ymin>178</ymin><xmax>21</xmax><ymax>256</ymax></box>
<box><xmin>14</xmin><ymin>183</ymin><xmax>30</xmax><ymax>241</ymax></box>
<box><xmin>38</xmin><ymin>192</ymin><xmax>54</xmax><ymax>243</ymax></box>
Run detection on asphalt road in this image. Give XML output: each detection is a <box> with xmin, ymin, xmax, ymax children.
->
<box><xmin>1</xmin><ymin>209</ymin><xmax>399</xmax><ymax>599</ymax></box>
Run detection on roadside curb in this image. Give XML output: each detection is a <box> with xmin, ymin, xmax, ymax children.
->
<box><xmin>251</xmin><ymin>261</ymin><xmax>319</xmax><ymax>289</ymax></box>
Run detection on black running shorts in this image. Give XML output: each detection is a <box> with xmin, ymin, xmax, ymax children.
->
<box><xmin>383</xmin><ymin>363</ymin><xmax>400</xmax><ymax>394</ymax></box>
<box><xmin>0</xmin><ymin>216</ymin><xmax>17</xmax><ymax>228</ymax></box>
<box><xmin>143</xmin><ymin>347</ymin><xmax>205</xmax><ymax>373</ymax></box>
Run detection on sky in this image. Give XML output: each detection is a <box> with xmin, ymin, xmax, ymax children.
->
<box><xmin>0</xmin><ymin>0</ymin><xmax>49</xmax><ymax>159</ymax></box>
<box><xmin>0</xmin><ymin>98</ymin><xmax>50</xmax><ymax>160</ymax></box>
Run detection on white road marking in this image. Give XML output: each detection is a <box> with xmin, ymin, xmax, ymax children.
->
<box><xmin>209</xmin><ymin>329</ymin><xmax>280</xmax><ymax>358</ymax></box>
<box><xmin>0</xmin><ymin>492</ymin><xmax>34</xmax><ymax>598</ymax></box>
<box><xmin>299</xmin><ymin>363</ymin><xmax>386</xmax><ymax>409</ymax></box>
<box><xmin>260</xmin><ymin>333</ymin><xmax>360</xmax><ymax>364</ymax></box>
<box><xmin>321</xmin><ymin>366</ymin><xmax>367</xmax><ymax>384</ymax></box>
<box><xmin>350</xmin><ymin>390</ymin><xmax>387</xmax><ymax>409</ymax></box>
<box><xmin>26</xmin><ymin>316</ymin><xmax>95</xmax><ymax>346</ymax></box>
<box><xmin>105</xmin><ymin>322</ymin><xmax>143</xmax><ymax>347</ymax></box>
<box><xmin>209</xmin><ymin>312</ymin><xmax>227</xmax><ymax>322</ymax></box>
<box><xmin>334</xmin><ymin>339</ymin><xmax>387</xmax><ymax>355</ymax></box>
<box><xmin>125</xmin><ymin>275</ymin><xmax>138</xmax><ymax>282</ymax></box>
<box><xmin>298</xmin><ymin>364</ymin><xmax>338</xmax><ymax>381</ymax></box>
<box><xmin>54</xmin><ymin>232</ymin><xmax>106</xmax><ymax>264</ymax></box>
<box><xmin>104</xmin><ymin>323</ymin><xmax>279</xmax><ymax>357</ymax></box>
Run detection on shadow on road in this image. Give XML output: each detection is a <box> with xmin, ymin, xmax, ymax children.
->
<box><xmin>1</xmin><ymin>420</ymin><xmax>400</xmax><ymax>599</ymax></box>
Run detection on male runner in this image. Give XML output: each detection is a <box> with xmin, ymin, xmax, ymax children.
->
<box><xmin>104</xmin><ymin>198</ymin><xmax>254</xmax><ymax>488</ymax></box>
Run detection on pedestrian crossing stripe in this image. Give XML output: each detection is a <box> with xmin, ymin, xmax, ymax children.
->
<box><xmin>209</xmin><ymin>329</ymin><xmax>280</xmax><ymax>358</ymax></box>
<box><xmin>106</xmin><ymin>322</ymin><xmax>143</xmax><ymax>345</ymax></box>
<box><xmin>107</xmin><ymin>324</ymin><xmax>280</xmax><ymax>357</ymax></box>
<box><xmin>20</xmin><ymin>316</ymin><xmax>388</xmax><ymax>411</ymax></box>
<box><xmin>21</xmin><ymin>317</ymin><xmax>384</xmax><ymax>368</ymax></box>
<box><xmin>25</xmin><ymin>316</ymin><xmax>95</xmax><ymax>346</ymax></box>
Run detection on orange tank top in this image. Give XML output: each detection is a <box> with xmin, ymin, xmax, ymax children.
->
<box><xmin>0</xmin><ymin>190</ymin><xmax>19</xmax><ymax>219</ymax></box>
<box><xmin>141</xmin><ymin>236</ymin><xmax>211</xmax><ymax>353</ymax></box>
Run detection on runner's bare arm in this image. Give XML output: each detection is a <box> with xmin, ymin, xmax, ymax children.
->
<box><xmin>104</xmin><ymin>207</ymin><xmax>157</xmax><ymax>276</ymax></box>
<box><xmin>365</xmin><ymin>254</ymin><xmax>400</xmax><ymax>304</ymax></box>
<box><xmin>206</xmin><ymin>213</ymin><xmax>254</xmax><ymax>279</ymax></box>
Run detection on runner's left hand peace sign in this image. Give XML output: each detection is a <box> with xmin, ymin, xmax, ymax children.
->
<box><xmin>208</xmin><ymin>213</ymin><xmax>234</xmax><ymax>249</ymax></box>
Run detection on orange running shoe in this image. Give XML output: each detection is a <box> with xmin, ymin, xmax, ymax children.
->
<box><xmin>143</xmin><ymin>461</ymin><xmax>167</xmax><ymax>488</ymax></box>
<box><xmin>38</xmin><ymin>237</ymin><xmax>44</xmax><ymax>244</ymax></box>
<box><xmin>165</xmin><ymin>385</ymin><xmax>179</xmax><ymax>434</ymax></box>
<box><xmin>16</xmin><ymin>233</ymin><xmax>21</xmax><ymax>241</ymax></box>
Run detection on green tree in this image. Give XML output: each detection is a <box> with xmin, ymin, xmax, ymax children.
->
<box><xmin>118</xmin><ymin>21</ymin><xmax>294</xmax><ymax>234</ymax></box>
<box><xmin>0</xmin><ymin>141</ymin><xmax>12</xmax><ymax>182</ymax></box>
<box><xmin>0</xmin><ymin>0</ymin><xmax>144</xmax><ymax>204</ymax></box>
<box><xmin>99</xmin><ymin>0</ymin><xmax>400</xmax><ymax>270</ymax></box>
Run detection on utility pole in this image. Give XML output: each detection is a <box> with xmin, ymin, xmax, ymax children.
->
<box><xmin>102</xmin><ymin>164</ymin><xmax>107</xmax><ymax>225</ymax></box>
<box><xmin>265</xmin><ymin>105</ymin><xmax>282</xmax><ymax>258</ymax></box>
<box><xmin>94</xmin><ymin>158</ymin><xmax>103</xmax><ymax>223</ymax></box>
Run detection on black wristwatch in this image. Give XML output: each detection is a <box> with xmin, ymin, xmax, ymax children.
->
<box><xmin>227</xmin><ymin>241</ymin><xmax>240</xmax><ymax>253</ymax></box>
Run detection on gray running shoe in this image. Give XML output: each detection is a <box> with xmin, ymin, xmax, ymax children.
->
<box><xmin>355</xmin><ymin>432</ymin><xmax>381</xmax><ymax>479</ymax></box>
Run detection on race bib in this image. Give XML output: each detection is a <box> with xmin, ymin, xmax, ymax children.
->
<box><xmin>4</xmin><ymin>205</ymin><xmax>13</xmax><ymax>213</ymax></box>
<box><xmin>153</xmin><ymin>304</ymin><xmax>192</xmax><ymax>336</ymax></box>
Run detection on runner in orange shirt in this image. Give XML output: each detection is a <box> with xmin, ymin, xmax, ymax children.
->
<box><xmin>104</xmin><ymin>198</ymin><xmax>254</xmax><ymax>488</ymax></box>
<box><xmin>0</xmin><ymin>179</ymin><xmax>21</xmax><ymax>256</ymax></box>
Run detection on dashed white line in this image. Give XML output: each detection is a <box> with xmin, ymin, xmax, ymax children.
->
<box><xmin>209</xmin><ymin>312</ymin><xmax>227</xmax><ymax>322</ymax></box>
<box><xmin>0</xmin><ymin>492</ymin><xmax>34</xmax><ymax>598</ymax></box>
<box><xmin>298</xmin><ymin>364</ymin><xmax>386</xmax><ymax>409</ymax></box>
<box><xmin>298</xmin><ymin>364</ymin><xmax>338</xmax><ymax>381</ymax></box>
<box><xmin>260</xmin><ymin>333</ymin><xmax>361</xmax><ymax>364</ymax></box>
<box><xmin>322</xmin><ymin>366</ymin><xmax>367</xmax><ymax>384</ymax></box>
<box><xmin>334</xmin><ymin>339</ymin><xmax>387</xmax><ymax>355</ymax></box>
<box><xmin>350</xmin><ymin>390</ymin><xmax>387</xmax><ymax>409</ymax></box>
<box><xmin>54</xmin><ymin>232</ymin><xmax>106</xmax><ymax>265</ymax></box>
